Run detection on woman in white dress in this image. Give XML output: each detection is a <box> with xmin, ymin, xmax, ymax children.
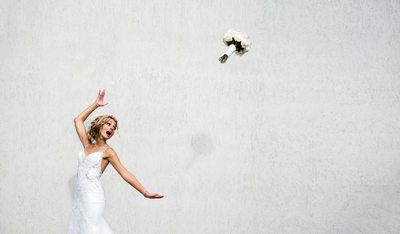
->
<box><xmin>68</xmin><ymin>89</ymin><xmax>164</xmax><ymax>234</ymax></box>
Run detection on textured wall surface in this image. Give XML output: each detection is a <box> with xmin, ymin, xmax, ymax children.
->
<box><xmin>1</xmin><ymin>0</ymin><xmax>400</xmax><ymax>233</ymax></box>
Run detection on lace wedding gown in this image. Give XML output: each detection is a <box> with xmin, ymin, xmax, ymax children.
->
<box><xmin>67</xmin><ymin>147</ymin><xmax>113</xmax><ymax>234</ymax></box>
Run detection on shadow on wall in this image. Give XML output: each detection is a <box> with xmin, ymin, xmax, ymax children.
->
<box><xmin>187</xmin><ymin>133</ymin><xmax>215</xmax><ymax>169</ymax></box>
<box><xmin>68</xmin><ymin>174</ymin><xmax>77</xmax><ymax>201</ymax></box>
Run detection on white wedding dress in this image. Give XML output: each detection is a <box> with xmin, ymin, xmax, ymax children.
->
<box><xmin>67</xmin><ymin>147</ymin><xmax>113</xmax><ymax>234</ymax></box>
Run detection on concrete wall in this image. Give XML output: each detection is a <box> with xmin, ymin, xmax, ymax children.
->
<box><xmin>1</xmin><ymin>0</ymin><xmax>400</xmax><ymax>233</ymax></box>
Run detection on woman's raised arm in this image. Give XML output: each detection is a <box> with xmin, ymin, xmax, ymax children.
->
<box><xmin>74</xmin><ymin>89</ymin><xmax>109</xmax><ymax>147</ymax></box>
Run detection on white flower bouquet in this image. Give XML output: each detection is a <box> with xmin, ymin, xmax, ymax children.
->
<box><xmin>219</xmin><ymin>29</ymin><xmax>251</xmax><ymax>63</ymax></box>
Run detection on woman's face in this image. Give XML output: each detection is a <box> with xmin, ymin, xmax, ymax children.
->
<box><xmin>100</xmin><ymin>119</ymin><xmax>117</xmax><ymax>140</ymax></box>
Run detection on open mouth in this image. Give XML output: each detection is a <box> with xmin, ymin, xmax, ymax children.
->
<box><xmin>106</xmin><ymin>131</ymin><xmax>112</xmax><ymax>136</ymax></box>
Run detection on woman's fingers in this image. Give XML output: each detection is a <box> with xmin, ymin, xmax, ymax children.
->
<box><xmin>98</xmin><ymin>89</ymin><xmax>105</xmax><ymax>97</ymax></box>
<box><xmin>144</xmin><ymin>192</ymin><xmax>164</xmax><ymax>199</ymax></box>
<box><xmin>95</xmin><ymin>89</ymin><xmax>108</xmax><ymax>107</ymax></box>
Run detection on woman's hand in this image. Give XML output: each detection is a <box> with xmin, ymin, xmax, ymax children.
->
<box><xmin>144</xmin><ymin>191</ymin><xmax>164</xmax><ymax>199</ymax></box>
<box><xmin>95</xmin><ymin>89</ymin><xmax>109</xmax><ymax>107</ymax></box>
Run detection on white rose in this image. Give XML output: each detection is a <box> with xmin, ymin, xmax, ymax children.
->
<box><xmin>232</xmin><ymin>31</ymin><xmax>241</xmax><ymax>40</ymax></box>
<box><xmin>223</xmin><ymin>33</ymin><xmax>233</xmax><ymax>42</ymax></box>
<box><xmin>241</xmin><ymin>39</ymin><xmax>251</xmax><ymax>48</ymax></box>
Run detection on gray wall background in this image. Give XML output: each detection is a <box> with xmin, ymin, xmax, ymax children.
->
<box><xmin>1</xmin><ymin>0</ymin><xmax>400</xmax><ymax>233</ymax></box>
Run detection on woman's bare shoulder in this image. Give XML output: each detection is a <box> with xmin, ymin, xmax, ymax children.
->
<box><xmin>103</xmin><ymin>147</ymin><xmax>117</xmax><ymax>159</ymax></box>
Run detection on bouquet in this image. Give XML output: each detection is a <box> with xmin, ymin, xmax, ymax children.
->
<box><xmin>219</xmin><ymin>29</ymin><xmax>251</xmax><ymax>63</ymax></box>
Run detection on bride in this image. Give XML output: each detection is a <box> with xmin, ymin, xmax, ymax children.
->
<box><xmin>68</xmin><ymin>89</ymin><xmax>164</xmax><ymax>233</ymax></box>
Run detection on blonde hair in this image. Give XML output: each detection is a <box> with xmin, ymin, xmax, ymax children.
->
<box><xmin>88</xmin><ymin>115</ymin><xmax>118</xmax><ymax>143</ymax></box>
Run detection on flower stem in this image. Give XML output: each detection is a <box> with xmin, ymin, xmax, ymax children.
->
<box><xmin>219</xmin><ymin>54</ymin><xmax>228</xmax><ymax>63</ymax></box>
<box><xmin>225</xmin><ymin>44</ymin><xmax>236</xmax><ymax>57</ymax></box>
<box><xmin>219</xmin><ymin>44</ymin><xmax>236</xmax><ymax>63</ymax></box>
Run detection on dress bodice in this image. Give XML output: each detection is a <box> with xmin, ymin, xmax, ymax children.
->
<box><xmin>77</xmin><ymin>150</ymin><xmax>104</xmax><ymax>182</ymax></box>
<box><xmin>74</xmin><ymin>149</ymin><xmax>109</xmax><ymax>203</ymax></box>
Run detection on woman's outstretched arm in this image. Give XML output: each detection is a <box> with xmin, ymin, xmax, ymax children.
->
<box><xmin>74</xmin><ymin>89</ymin><xmax>108</xmax><ymax>147</ymax></box>
<box><xmin>105</xmin><ymin>148</ymin><xmax>164</xmax><ymax>199</ymax></box>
